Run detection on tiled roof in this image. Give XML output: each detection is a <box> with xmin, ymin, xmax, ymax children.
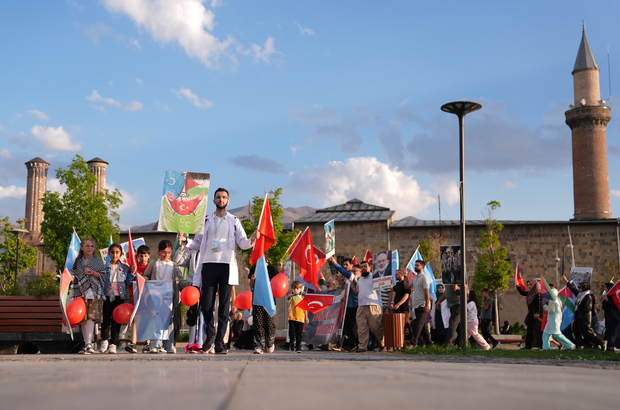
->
<box><xmin>294</xmin><ymin>198</ymin><xmax>394</xmax><ymax>223</ymax></box>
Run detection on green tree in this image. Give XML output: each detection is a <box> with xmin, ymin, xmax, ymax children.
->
<box><xmin>472</xmin><ymin>201</ymin><xmax>512</xmax><ymax>331</ymax></box>
<box><xmin>240</xmin><ymin>188</ymin><xmax>299</xmax><ymax>267</ymax></box>
<box><xmin>40</xmin><ymin>154</ymin><xmax>122</xmax><ymax>270</ymax></box>
<box><xmin>417</xmin><ymin>234</ymin><xmax>446</xmax><ymax>278</ymax></box>
<box><xmin>0</xmin><ymin>217</ymin><xmax>38</xmax><ymax>294</ymax></box>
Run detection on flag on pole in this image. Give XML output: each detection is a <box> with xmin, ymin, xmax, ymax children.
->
<box><xmin>250</xmin><ymin>193</ymin><xmax>276</xmax><ymax>265</ymax></box>
<box><xmin>252</xmin><ymin>256</ymin><xmax>277</xmax><ymax>317</ymax></box>
<box><xmin>59</xmin><ymin>267</ymin><xmax>74</xmax><ymax>339</ymax></box>
<box><xmin>126</xmin><ymin>227</ymin><xmax>136</xmax><ymax>271</ymax></box>
<box><xmin>539</xmin><ymin>276</ymin><xmax>557</xmax><ymax>302</ymax></box>
<box><xmin>128</xmin><ymin>273</ymin><xmax>146</xmax><ymax>326</ymax></box>
<box><xmin>134</xmin><ymin>280</ymin><xmax>173</xmax><ymax>342</ymax></box>
<box><xmin>558</xmin><ymin>285</ymin><xmax>576</xmax><ymax>313</ymax></box>
<box><xmin>289</xmin><ymin>228</ymin><xmax>320</xmax><ymax>290</ymax></box>
<box><xmin>364</xmin><ymin>250</ymin><xmax>374</xmax><ymax>270</ymax></box>
<box><xmin>352</xmin><ymin>255</ymin><xmax>358</xmax><ymax>265</ymax></box>
<box><xmin>607</xmin><ymin>281</ymin><xmax>620</xmax><ymax>310</ymax></box>
<box><xmin>286</xmin><ymin>230</ymin><xmax>302</xmax><ymax>255</ymax></box>
<box><xmin>296</xmin><ymin>294</ymin><xmax>334</xmax><ymax>314</ymax></box>
<box><xmin>407</xmin><ymin>247</ymin><xmax>437</xmax><ymax>301</ymax></box>
<box><xmin>64</xmin><ymin>230</ymin><xmax>81</xmax><ymax>272</ymax></box>
<box><xmin>105</xmin><ymin>235</ymin><xmax>113</xmax><ymax>263</ymax></box>
<box><xmin>515</xmin><ymin>263</ymin><xmax>526</xmax><ymax>292</ymax></box>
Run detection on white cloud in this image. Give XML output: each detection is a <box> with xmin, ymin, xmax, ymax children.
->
<box><xmin>0</xmin><ymin>149</ymin><xmax>12</xmax><ymax>159</ymax></box>
<box><xmin>101</xmin><ymin>0</ymin><xmax>237</xmax><ymax>68</ymax></box>
<box><xmin>611</xmin><ymin>189</ymin><xmax>620</xmax><ymax>198</ymax></box>
<box><xmin>495</xmin><ymin>180</ymin><xmax>518</xmax><ymax>189</ymax></box>
<box><xmin>0</xmin><ymin>185</ymin><xmax>26</xmax><ymax>199</ymax></box>
<box><xmin>287</xmin><ymin>157</ymin><xmax>436</xmax><ymax>218</ymax></box>
<box><xmin>28</xmin><ymin>110</ymin><xmax>49</xmax><ymax>120</ymax></box>
<box><xmin>47</xmin><ymin>178</ymin><xmax>67</xmax><ymax>195</ymax></box>
<box><xmin>430</xmin><ymin>177</ymin><xmax>459</xmax><ymax>206</ymax></box>
<box><xmin>172</xmin><ymin>88</ymin><xmax>213</xmax><ymax>108</ymax></box>
<box><xmin>238</xmin><ymin>36</ymin><xmax>277</xmax><ymax>64</ymax></box>
<box><xmin>294</xmin><ymin>22</ymin><xmax>315</xmax><ymax>36</ymax></box>
<box><xmin>31</xmin><ymin>125</ymin><xmax>81</xmax><ymax>152</ymax></box>
<box><xmin>86</xmin><ymin>90</ymin><xmax>143</xmax><ymax>111</ymax></box>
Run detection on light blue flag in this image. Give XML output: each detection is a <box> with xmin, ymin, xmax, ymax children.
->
<box><xmin>407</xmin><ymin>249</ymin><xmax>437</xmax><ymax>301</ymax></box>
<box><xmin>391</xmin><ymin>250</ymin><xmax>399</xmax><ymax>284</ymax></box>
<box><xmin>64</xmin><ymin>230</ymin><xmax>81</xmax><ymax>272</ymax></box>
<box><xmin>105</xmin><ymin>235</ymin><xmax>113</xmax><ymax>264</ymax></box>
<box><xmin>162</xmin><ymin>170</ymin><xmax>184</xmax><ymax>197</ymax></box>
<box><xmin>253</xmin><ymin>256</ymin><xmax>277</xmax><ymax>317</ymax></box>
<box><xmin>135</xmin><ymin>281</ymin><xmax>174</xmax><ymax>341</ymax></box>
<box><xmin>560</xmin><ymin>306</ymin><xmax>574</xmax><ymax>331</ymax></box>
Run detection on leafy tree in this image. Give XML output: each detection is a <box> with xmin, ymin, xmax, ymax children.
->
<box><xmin>0</xmin><ymin>216</ymin><xmax>37</xmax><ymax>294</ymax></box>
<box><xmin>40</xmin><ymin>155</ymin><xmax>122</xmax><ymax>270</ymax></box>
<box><xmin>417</xmin><ymin>234</ymin><xmax>446</xmax><ymax>278</ymax></box>
<box><xmin>240</xmin><ymin>188</ymin><xmax>299</xmax><ymax>267</ymax></box>
<box><xmin>472</xmin><ymin>201</ymin><xmax>512</xmax><ymax>331</ymax></box>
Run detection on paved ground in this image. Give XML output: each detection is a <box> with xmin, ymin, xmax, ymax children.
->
<box><xmin>1</xmin><ymin>349</ymin><xmax>618</xmax><ymax>410</ymax></box>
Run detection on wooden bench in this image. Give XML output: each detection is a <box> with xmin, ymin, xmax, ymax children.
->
<box><xmin>0</xmin><ymin>296</ymin><xmax>80</xmax><ymax>354</ymax></box>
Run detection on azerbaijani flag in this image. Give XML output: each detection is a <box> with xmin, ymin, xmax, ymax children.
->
<box><xmin>539</xmin><ymin>275</ymin><xmax>557</xmax><ymax>301</ymax></box>
<box><xmin>515</xmin><ymin>263</ymin><xmax>526</xmax><ymax>292</ymax></box>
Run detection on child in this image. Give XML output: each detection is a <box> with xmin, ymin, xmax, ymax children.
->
<box><xmin>288</xmin><ymin>280</ymin><xmax>308</xmax><ymax>353</ymax></box>
<box><xmin>466</xmin><ymin>288</ymin><xmax>491</xmax><ymax>350</ymax></box>
<box><xmin>541</xmin><ymin>287</ymin><xmax>576</xmax><ymax>350</ymax></box>
<box><xmin>100</xmin><ymin>243</ymin><xmax>134</xmax><ymax>354</ymax></box>
<box><xmin>71</xmin><ymin>237</ymin><xmax>105</xmax><ymax>355</ymax></box>
<box><xmin>143</xmin><ymin>240</ymin><xmax>183</xmax><ymax>354</ymax></box>
<box><xmin>126</xmin><ymin>245</ymin><xmax>150</xmax><ymax>353</ymax></box>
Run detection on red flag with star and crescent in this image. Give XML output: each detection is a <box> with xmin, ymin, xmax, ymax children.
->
<box><xmin>295</xmin><ymin>294</ymin><xmax>334</xmax><ymax>314</ymax></box>
<box><xmin>515</xmin><ymin>263</ymin><xmax>526</xmax><ymax>292</ymax></box>
<box><xmin>608</xmin><ymin>281</ymin><xmax>620</xmax><ymax>310</ymax></box>
<box><xmin>364</xmin><ymin>250</ymin><xmax>374</xmax><ymax>270</ymax></box>
<box><xmin>249</xmin><ymin>194</ymin><xmax>276</xmax><ymax>265</ymax></box>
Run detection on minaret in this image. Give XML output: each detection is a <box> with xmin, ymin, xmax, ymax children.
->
<box><xmin>565</xmin><ymin>26</ymin><xmax>612</xmax><ymax>220</ymax></box>
<box><xmin>24</xmin><ymin>157</ymin><xmax>50</xmax><ymax>243</ymax></box>
<box><xmin>86</xmin><ymin>157</ymin><xmax>108</xmax><ymax>195</ymax></box>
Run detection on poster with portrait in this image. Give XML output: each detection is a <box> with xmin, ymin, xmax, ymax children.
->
<box><xmin>324</xmin><ymin>220</ymin><xmax>335</xmax><ymax>258</ymax></box>
<box><xmin>440</xmin><ymin>245</ymin><xmax>462</xmax><ymax>285</ymax></box>
<box><xmin>158</xmin><ymin>170</ymin><xmax>210</xmax><ymax>234</ymax></box>
<box><xmin>372</xmin><ymin>250</ymin><xmax>393</xmax><ymax>290</ymax></box>
<box><xmin>569</xmin><ymin>267</ymin><xmax>593</xmax><ymax>285</ymax></box>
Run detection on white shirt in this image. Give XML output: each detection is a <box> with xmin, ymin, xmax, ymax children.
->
<box><xmin>156</xmin><ymin>260</ymin><xmax>175</xmax><ymax>281</ymax></box>
<box><xmin>202</xmin><ymin>214</ymin><xmax>230</xmax><ymax>263</ymax></box>
<box><xmin>357</xmin><ymin>274</ymin><xmax>381</xmax><ymax>306</ymax></box>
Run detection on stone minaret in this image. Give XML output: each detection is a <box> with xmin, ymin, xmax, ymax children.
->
<box><xmin>565</xmin><ymin>26</ymin><xmax>612</xmax><ymax>220</ymax></box>
<box><xmin>24</xmin><ymin>157</ymin><xmax>50</xmax><ymax>243</ymax></box>
<box><xmin>86</xmin><ymin>157</ymin><xmax>108</xmax><ymax>195</ymax></box>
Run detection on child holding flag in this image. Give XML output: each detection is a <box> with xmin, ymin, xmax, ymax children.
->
<box><xmin>127</xmin><ymin>245</ymin><xmax>150</xmax><ymax>353</ymax></box>
<box><xmin>540</xmin><ymin>286</ymin><xmax>575</xmax><ymax>350</ymax></box>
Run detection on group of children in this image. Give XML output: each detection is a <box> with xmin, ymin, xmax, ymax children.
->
<box><xmin>71</xmin><ymin>237</ymin><xmax>187</xmax><ymax>354</ymax></box>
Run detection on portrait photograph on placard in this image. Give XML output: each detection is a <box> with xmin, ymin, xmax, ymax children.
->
<box><xmin>440</xmin><ymin>245</ymin><xmax>462</xmax><ymax>284</ymax></box>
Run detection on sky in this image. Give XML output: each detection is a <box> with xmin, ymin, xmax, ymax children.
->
<box><xmin>1</xmin><ymin>0</ymin><xmax>620</xmax><ymax>229</ymax></box>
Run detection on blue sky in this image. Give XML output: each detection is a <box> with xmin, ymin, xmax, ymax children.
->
<box><xmin>1</xmin><ymin>0</ymin><xmax>620</xmax><ymax>228</ymax></box>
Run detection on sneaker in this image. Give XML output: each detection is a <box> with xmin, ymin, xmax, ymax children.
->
<box><xmin>601</xmin><ymin>341</ymin><xmax>608</xmax><ymax>351</ymax></box>
<box><xmin>166</xmin><ymin>348</ymin><xmax>176</xmax><ymax>354</ymax></box>
<box><xmin>142</xmin><ymin>343</ymin><xmax>151</xmax><ymax>354</ymax></box>
<box><xmin>85</xmin><ymin>344</ymin><xmax>96</xmax><ymax>354</ymax></box>
<box><xmin>296</xmin><ymin>350</ymin><xmax>302</xmax><ymax>353</ymax></box>
<box><xmin>149</xmin><ymin>347</ymin><xmax>159</xmax><ymax>354</ymax></box>
<box><xmin>158</xmin><ymin>346</ymin><xmax>166</xmax><ymax>353</ymax></box>
<box><xmin>215</xmin><ymin>343</ymin><xmax>228</xmax><ymax>354</ymax></box>
<box><xmin>569</xmin><ymin>345</ymin><xmax>577</xmax><ymax>350</ymax></box>
<box><xmin>253</xmin><ymin>348</ymin><xmax>263</xmax><ymax>355</ymax></box>
<box><xmin>201</xmin><ymin>345</ymin><xmax>215</xmax><ymax>354</ymax></box>
<box><xmin>268</xmin><ymin>345</ymin><xmax>275</xmax><ymax>353</ymax></box>
<box><xmin>79</xmin><ymin>344</ymin><xmax>92</xmax><ymax>355</ymax></box>
<box><xmin>493</xmin><ymin>341</ymin><xmax>501</xmax><ymax>349</ymax></box>
<box><xmin>108</xmin><ymin>344</ymin><xmax>117</xmax><ymax>354</ymax></box>
<box><xmin>125</xmin><ymin>343</ymin><xmax>137</xmax><ymax>354</ymax></box>
<box><xmin>99</xmin><ymin>340</ymin><xmax>109</xmax><ymax>354</ymax></box>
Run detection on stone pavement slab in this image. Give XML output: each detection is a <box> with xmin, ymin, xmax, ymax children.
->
<box><xmin>1</xmin><ymin>349</ymin><xmax>618</xmax><ymax>410</ymax></box>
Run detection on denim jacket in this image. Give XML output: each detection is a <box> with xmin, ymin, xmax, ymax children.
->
<box><xmin>103</xmin><ymin>262</ymin><xmax>134</xmax><ymax>301</ymax></box>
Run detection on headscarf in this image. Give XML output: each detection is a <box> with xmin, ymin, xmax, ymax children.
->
<box><xmin>526</xmin><ymin>280</ymin><xmax>540</xmax><ymax>306</ymax></box>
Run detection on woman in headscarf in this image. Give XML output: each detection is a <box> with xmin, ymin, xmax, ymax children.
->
<box><xmin>601</xmin><ymin>282</ymin><xmax>620</xmax><ymax>351</ymax></box>
<box><xmin>516</xmin><ymin>279</ymin><xmax>542</xmax><ymax>349</ymax></box>
<box><xmin>573</xmin><ymin>282</ymin><xmax>606</xmax><ymax>350</ymax></box>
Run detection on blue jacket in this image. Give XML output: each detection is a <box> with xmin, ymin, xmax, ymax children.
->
<box><xmin>103</xmin><ymin>262</ymin><xmax>134</xmax><ymax>300</ymax></box>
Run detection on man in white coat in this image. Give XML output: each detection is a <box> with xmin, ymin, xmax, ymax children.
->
<box><xmin>189</xmin><ymin>188</ymin><xmax>257</xmax><ymax>354</ymax></box>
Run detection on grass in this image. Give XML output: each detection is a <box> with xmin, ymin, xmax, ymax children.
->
<box><xmin>402</xmin><ymin>345</ymin><xmax>620</xmax><ymax>361</ymax></box>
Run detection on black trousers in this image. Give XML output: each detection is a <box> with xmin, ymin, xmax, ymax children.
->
<box><xmin>481</xmin><ymin>319</ymin><xmax>497</xmax><ymax>345</ymax></box>
<box><xmin>199</xmin><ymin>263</ymin><xmax>232</xmax><ymax>347</ymax></box>
<box><xmin>102</xmin><ymin>296</ymin><xmax>124</xmax><ymax>345</ymax></box>
<box><xmin>342</xmin><ymin>307</ymin><xmax>358</xmax><ymax>349</ymax></box>
<box><xmin>444</xmin><ymin>304</ymin><xmax>461</xmax><ymax>347</ymax></box>
<box><xmin>411</xmin><ymin>307</ymin><xmax>429</xmax><ymax>347</ymax></box>
<box><xmin>252</xmin><ymin>305</ymin><xmax>275</xmax><ymax>350</ymax></box>
<box><xmin>288</xmin><ymin>320</ymin><xmax>304</xmax><ymax>350</ymax></box>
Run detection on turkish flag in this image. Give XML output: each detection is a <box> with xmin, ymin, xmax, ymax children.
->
<box><xmin>352</xmin><ymin>256</ymin><xmax>358</xmax><ymax>265</ymax></box>
<box><xmin>126</xmin><ymin>227</ymin><xmax>136</xmax><ymax>271</ymax></box>
<box><xmin>364</xmin><ymin>250</ymin><xmax>374</xmax><ymax>270</ymax></box>
<box><xmin>289</xmin><ymin>228</ymin><xmax>327</xmax><ymax>290</ymax></box>
<box><xmin>515</xmin><ymin>264</ymin><xmax>526</xmax><ymax>292</ymax></box>
<box><xmin>296</xmin><ymin>294</ymin><xmax>334</xmax><ymax>314</ymax></box>
<box><xmin>608</xmin><ymin>281</ymin><xmax>620</xmax><ymax>310</ymax></box>
<box><xmin>249</xmin><ymin>194</ymin><xmax>276</xmax><ymax>265</ymax></box>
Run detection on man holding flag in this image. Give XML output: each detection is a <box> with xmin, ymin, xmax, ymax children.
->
<box><xmin>188</xmin><ymin>188</ymin><xmax>258</xmax><ymax>354</ymax></box>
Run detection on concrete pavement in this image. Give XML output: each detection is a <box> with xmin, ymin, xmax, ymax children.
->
<box><xmin>1</xmin><ymin>349</ymin><xmax>618</xmax><ymax>410</ymax></box>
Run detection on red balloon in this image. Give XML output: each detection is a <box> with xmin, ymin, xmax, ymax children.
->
<box><xmin>180</xmin><ymin>286</ymin><xmax>200</xmax><ymax>306</ymax></box>
<box><xmin>112</xmin><ymin>303</ymin><xmax>134</xmax><ymax>324</ymax></box>
<box><xmin>270</xmin><ymin>272</ymin><xmax>289</xmax><ymax>298</ymax></box>
<box><xmin>66</xmin><ymin>297</ymin><xmax>86</xmax><ymax>326</ymax></box>
<box><xmin>234</xmin><ymin>290</ymin><xmax>252</xmax><ymax>310</ymax></box>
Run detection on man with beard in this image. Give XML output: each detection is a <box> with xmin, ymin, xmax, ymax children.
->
<box><xmin>355</xmin><ymin>260</ymin><xmax>385</xmax><ymax>352</ymax></box>
<box><xmin>404</xmin><ymin>260</ymin><xmax>431</xmax><ymax>347</ymax></box>
<box><xmin>188</xmin><ymin>188</ymin><xmax>257</xmax><ymax>354</ymax></box>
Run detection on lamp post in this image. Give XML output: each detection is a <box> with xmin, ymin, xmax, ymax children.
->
<box><xmin>9</xmin><ymin>228</ymin><xmax>28</xmax><ymax>287</ymax></box>
<box><xmin>440</xmin><ymin>100</ymin><xmax>482</xmax><ymax>346</ymax></box>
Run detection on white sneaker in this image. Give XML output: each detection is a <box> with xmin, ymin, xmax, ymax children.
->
<box><xmin>149</xmin><ymin>347</ymin><xmax>159</xmax><ymax>354</ymax></box>
<box><xmin>108</xmin><ymin>344</ymin><xmax>117</xmax><ymax>354</ymax></box>
<box><xmin>99</xmin><ymin>340</ymin><xmax>109</xmax><ymax>354</ymax></box>
<box><xmin>253</xmin><ymin>348</ymin><xmax>263</xmax><ymax>355</ymax></box>
<box><xmin>268</xmin><ymin>345</ymin><xmax>275</xmax><ymax>353</ymax></box>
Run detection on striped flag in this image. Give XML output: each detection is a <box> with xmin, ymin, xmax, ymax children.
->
<box><xmin>539</xmin><ymin>276</ymin><xmax>557</xmax><ymax>301</ymax></box>
<box><xmin>558</xmin><ymin>285</ymin><xmax>576</xmax><ymax>313</ymax></box>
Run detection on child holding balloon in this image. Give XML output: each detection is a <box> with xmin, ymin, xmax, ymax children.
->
<box><xmin>71</xmin><ymin>237</ymin><xmax>106</xmax><ymax>355</ymax></box>
<box><xmin>100</xmin><ymin>243</ymin><xmax>134</xmax><ymax>354</ymax></box>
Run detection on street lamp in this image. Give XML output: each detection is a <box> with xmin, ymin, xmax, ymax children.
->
<box><xmin>9</xmin><ymin>228</ymin><xmax>28</xmax><ymax>287</ymax></box>
<box><xmin>440</xmin><ymin>100</ymin><xmax>482</xmax><ymax>346</ymax></box>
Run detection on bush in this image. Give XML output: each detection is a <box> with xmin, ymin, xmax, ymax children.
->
<box><xmin>24</xmin><ymin>272</ymin><xmax>59</xmax><ymax>297</ymax></box>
